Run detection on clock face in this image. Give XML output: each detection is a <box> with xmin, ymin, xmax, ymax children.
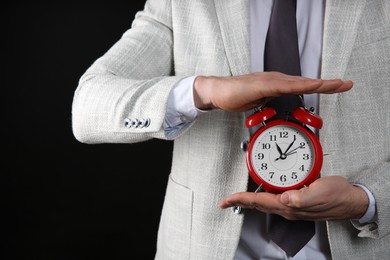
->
<box><xmin>247</xmin><ymin>122</ymin><xmax>321</xmax><ymax>192</ymax></box>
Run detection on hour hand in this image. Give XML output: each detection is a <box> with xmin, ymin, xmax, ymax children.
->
<box><xmin>275</xmin><ymin>143</ymin><xmax>286</xmax><ymax>161</ymax></box>
<box><xmin>276</xmin><ymin>142</ymin><xmax>283</xmax><ymax>156</ymax></box>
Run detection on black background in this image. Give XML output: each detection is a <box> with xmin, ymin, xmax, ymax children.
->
<box><xmin>3</xmin><ymin>2</ymin><xmax>173</xmax><ymax>259</ymax></box>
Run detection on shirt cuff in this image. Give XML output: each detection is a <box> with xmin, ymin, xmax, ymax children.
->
<box><xmin>163</xmin><ymin>76</ymin><xmax>208</xmax><ymax>137</ymax></box>
<box><xmin>353</xmin><ymin>184</ymin><xmax>377</xmax><ymax>224</ymax></box>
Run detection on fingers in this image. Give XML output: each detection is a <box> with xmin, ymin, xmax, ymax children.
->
<box><xmin>260</xmin><ymin>72</ymin><xmax>353</xmax><ymax>96</ymax></box>
<box><xmin>279</xmin><ymin>78</ymin><xmax>353</xmax><ymax>95</ymax></box>
<box><xmin>308</xmin><ymin>79</ymin><xmax>353</xmax><ymax>94</ymax></box>
<box><xmin>219</xmin><ymin>191</ymin><xmax>314</xmax><ymax>220</ymax></box>
<box><xmin>219</xmin><ymin>191</ymin><xmax>283</xmax><ymax>212</ymax></box>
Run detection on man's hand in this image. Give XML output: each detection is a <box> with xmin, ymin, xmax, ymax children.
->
<box><xmin>193</xmin><ymin>72</ymin><xmax>353</xmax><ymax>111</ymax></box>
<box><xmin>219</xmin><ymin>176</ymin><xmax>369</xmax><ymax>221</ymax></box>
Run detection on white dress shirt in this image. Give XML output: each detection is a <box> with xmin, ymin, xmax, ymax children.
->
<box><xmin>163</xmin><ymin>0</ymin><xmax>376</xmax><ymax>259</ymax></box>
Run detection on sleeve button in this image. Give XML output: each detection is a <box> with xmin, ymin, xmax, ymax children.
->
<box><xmin>124</xmin><ymin>118</ymin><xmax>132</xmax><ymax>128</ymax></box>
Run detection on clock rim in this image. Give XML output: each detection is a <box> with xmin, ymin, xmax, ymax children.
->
<box><xmin>246</xmin><ymin>119</ymin><xmax>323</xmax><ymax>194</ymax></box>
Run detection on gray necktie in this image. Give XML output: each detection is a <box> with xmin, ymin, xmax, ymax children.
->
<box><xmin>263</xmin><ymin>0</ymin><xmax>315</xmax><ymax>257</ymax></box>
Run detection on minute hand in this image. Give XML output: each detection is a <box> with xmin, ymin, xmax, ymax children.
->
<box><xmin>284</xmin><ymin>135</ymin><xmax>296</xmax><ymax>154</ymax></box>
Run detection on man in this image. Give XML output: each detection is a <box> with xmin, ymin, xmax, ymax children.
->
<box><xmin>72</xmin><ymin>0</ymin><xmax>390</xmax><ymax>259</ymax></box>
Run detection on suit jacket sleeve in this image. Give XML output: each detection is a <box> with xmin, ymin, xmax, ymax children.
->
<box><xmin>320</xmin><ymin>0</ymin><xmax>390</xmax><ymax>242</ymax></box>
<box><xmin>71</xmin><ymin>0</ymin><xmax>189</xmax><ymax>144</ymax></box>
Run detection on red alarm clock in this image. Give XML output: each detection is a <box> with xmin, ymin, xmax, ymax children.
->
<box><xmin>245</xmin><ymin>106</ymin><xmax>323</xmax><ymax>194</ymax></box>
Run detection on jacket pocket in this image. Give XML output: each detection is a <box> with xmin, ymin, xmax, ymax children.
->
<box><xmin>155</xmin><ymin>175</ymin><xmax>193</xmax><ymax>260</ymax></box>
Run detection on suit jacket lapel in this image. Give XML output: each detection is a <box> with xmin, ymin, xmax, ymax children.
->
<box><xmin>321</xmin><ymin>0</ymin><xmax>367</xmax><ymax>79</ymax></box>
<box><xmin>320</xmin><ymin>0</ymin><xmax>367</xmax><ymax>119</ymax></box>
<box><xmin>214</xmin><ymin>0</ymin><xmax>251</xmax><ymax>76</ymax></box>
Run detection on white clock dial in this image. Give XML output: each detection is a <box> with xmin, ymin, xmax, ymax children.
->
<box><xmin>250</xmin><ymin>125</ymin><xmax>314</xmax><ymax>188</ymax></box>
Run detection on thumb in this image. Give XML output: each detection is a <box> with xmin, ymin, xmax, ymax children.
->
<box><xmin>280</xmin><ymin>188</ymin><xmax>309</xmax><ymax>208</ymax></box>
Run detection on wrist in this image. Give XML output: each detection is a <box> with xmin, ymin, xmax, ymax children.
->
<box><xmin>353</xmin><ymin>184</ymin><xmax>377</xmax><ymax>223</ymax></box>
<box><xmin>351</xmin><ymin>185</ymin><xmax>370</xmax><ymax>220</ymax></box>
<box><xmin>193</xmin><ymin>76</ymin><xmax>217</xmax><ymax>110</ymax></box>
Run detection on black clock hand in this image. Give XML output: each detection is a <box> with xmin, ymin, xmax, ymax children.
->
<box><xmin>284</xmin><ymin>135</ymin><xmax>296</xmax><ymax>154</ymax></box>
<box><xmin>275</xmin><ymin>143</ymin><xmax>287</xmax><ymax>161</ymax></box>
<box><xmin>276</xmin><ymin>143</ymin><xmax>283</xmax><ymax>156</ymax></box>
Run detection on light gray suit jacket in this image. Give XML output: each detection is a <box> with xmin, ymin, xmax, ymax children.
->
<box><xmin>72</xmin><ymin>0</ymin><xmax>390</xmax><ymax>259</ymax></box>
